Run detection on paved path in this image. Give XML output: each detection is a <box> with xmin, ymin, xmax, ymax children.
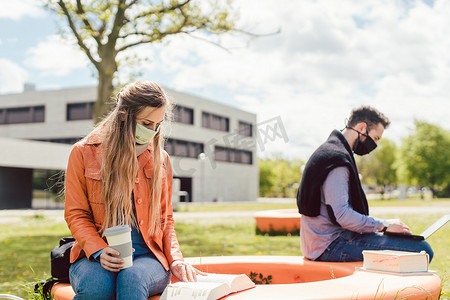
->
<box><xmin>174</xmin><ymin>206</ymin><xmax>450</xmax><ymax>220</ymax></box>
<box><xmin>1</xmin><ymin>206</ymin><xmax>448</xmax><ymax>224</ymax></box>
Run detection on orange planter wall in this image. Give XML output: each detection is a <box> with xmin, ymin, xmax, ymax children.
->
<box><xmin>52</xmin><ymin>256</ymin><xmax>442</xmax><ymax>300</ymax></box>
<box><xmin>254</xmin><ymin>209</ymin><xmax>301</xmax><ymax>235</ymax></box>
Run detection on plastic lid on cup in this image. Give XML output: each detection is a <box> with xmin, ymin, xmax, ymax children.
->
<box><xmin>104</xmin><ymin>225</ymin><xmax>131</xmax><ymax>236</ymax></box>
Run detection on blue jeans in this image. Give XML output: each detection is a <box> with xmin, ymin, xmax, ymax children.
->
<box><xmin>316</xmin><ymin>230</ymin><xmax>434</xmax><ymax>262</ymax></box>
<box><xmin>69</xmin><ymin>254</ymin><xmax>170</xmax><ymax>300</ymax></box>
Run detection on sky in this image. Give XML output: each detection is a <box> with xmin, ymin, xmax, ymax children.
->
<box><xmin>0</xmin><ymin>0</ymin><xmax>449</xmax><ymax>161</ymax></box>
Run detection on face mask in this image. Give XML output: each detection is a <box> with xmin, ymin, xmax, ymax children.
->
<box><xmin>351</xmin><ymin>128</ymin><xmax>377</xmax><ymax>156</ymax></box>
<box><xmin>135</xmin><ymin>123</ymin><xmax>159</xmax><ymax>145</ymax></box>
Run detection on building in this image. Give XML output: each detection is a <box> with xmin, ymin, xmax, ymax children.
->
<box><xmin>0</xmin><ymin>85</ymin><xmax>258</xmax><ymax>208</ymax></box>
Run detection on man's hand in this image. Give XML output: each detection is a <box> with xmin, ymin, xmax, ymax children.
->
<box><xmin>385</xmin><ymin>219</ymin><xmax>412</xmax><ymax>234</ymax></box>
<box><xmin>99</xmin><ymin>246</ymin><xmax>124</xmax><ymax>272</ymax></box>
<box><xmin>170</xmin><ymin>260</ymin><xmax>205</xmax><ymax>282</ymax></box>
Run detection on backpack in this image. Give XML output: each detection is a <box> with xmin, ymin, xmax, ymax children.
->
<box><xmin>51</xmin><ymin>236</ymin><xmax>75</xmax><ymax>282</ymax></box>
<box><xmin>35</xmin><ymin>237</ymin><xmax>75</xmax><ymax>299</ymax></box>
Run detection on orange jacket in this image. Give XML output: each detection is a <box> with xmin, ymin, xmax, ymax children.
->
<box><xmin>64</xmin><ymin>130</ymin><xmax>183</xmax><ymax>271</ymax></box>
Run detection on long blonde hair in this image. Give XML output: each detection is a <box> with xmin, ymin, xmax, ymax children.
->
<box><xmin>98</xmin><ymin>80</ymin><xmax>172</xmax><ymax>237</ymax></box>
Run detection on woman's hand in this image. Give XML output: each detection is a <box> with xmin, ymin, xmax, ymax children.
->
<box><xmin>99</xmin><ymin>247</ymin><xmax>124</xmax><ymax>272</ymax></box>
<box><xmin>170</xmin><ymin>260</ymin><xmax>205</xmax><ymax>282</ymax></box>
<box><xmin>385</xmin><ymin>219</ymin><xmax>412</xmax><ymax>234</ymax></box>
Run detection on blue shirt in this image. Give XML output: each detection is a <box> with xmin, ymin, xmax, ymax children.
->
<box><xmin>300</xmin><ymin>166</ymin><xmax>385</xmax><ymax>260</ymax></box>
<box><xmin>131</xmin><ymin>225</ymin><xmax>150</xmax><ymax>256</ymax></box>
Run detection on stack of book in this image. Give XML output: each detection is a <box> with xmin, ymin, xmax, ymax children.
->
<box><xmin>361</xmin><ymin>250</ymin><xmax>434</xmax><ymax>275</ymax></box>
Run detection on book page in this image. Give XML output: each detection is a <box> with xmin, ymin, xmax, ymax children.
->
<box><xmin>197</xmin><ymin>273</ymin><xmax>255</xmax><ymax>292</ymax></box>
<box><xmin>198</xmin><ymin>273</ymin><xmax>237</xmax><ymax>286</ymax></box>
<box><xmin>161</xmin><ymin>281</ymin><xmax>230</xmax><ymax>300</ymax></box>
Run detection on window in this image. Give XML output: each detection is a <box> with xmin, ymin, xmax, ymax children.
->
<box><xmin>174</xmin><ymin>105</ymin><xmax>194</xmax><ymax>124</ymax></box>
<box><xmin>174</xmin><ymin>140</ymin><xmax>188</xmax><ymax>157</ymax></box>
<box><xmin>238</xmin><ymin>121</ymin><xmax>253</xmax><ymax>137</ymax></box>
<box><xmin>215</xmin><ymin>146</ymin><xmax>253</xmax><ymax>165</ymax></box>
<box><xmin>214</xmin><ymin>147</ymin><xmax>228</xmax><ymax>161</ymax></box>
<box><xmin>34</xmin><ymin>106</ymin><xmax>45</xmax><ymax>122</ymax></box>
<box><xmin>202</xmin><ymin>112</ymin><xmax>229</xmax><ymax>132</ymax></box>
<box><xmin>165</xmin><ymin>139</ymin><xmax>204</xmax><ymax>158</ymax></box>
<box><xmin>67</xmin><ymin>102</ymin><xmax>94</xmax><ymax>121</ymax></box>
<box><xmin>0</xmin><ymin>110</ymin><xmax>5</xmax><ymax>124</ymax></box>
<box><xmin>0</xmin><ymin>105</ymin><xmax>45</xmax><ymax>124</ymax></box>
<box><xmin>7</xmin><ymin>107</ymin><xmax>30</xmax><ymax>124</ymax></box>
<box><xmin>241</xmin><ymin>151</ymin><xmax>252</xmax><ymax>164</ymax></box>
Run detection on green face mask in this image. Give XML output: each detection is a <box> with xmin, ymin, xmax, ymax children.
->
<box><xmin>135</xmin><ymin>123</ymin><xmax>159</xmax><ymax>144</ymax></box>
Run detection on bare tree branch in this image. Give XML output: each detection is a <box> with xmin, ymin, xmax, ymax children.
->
<box><xmin>116</xmin><ymin>24</ymin><xmax>279</xmax><ymax>55</ymax></box>
<box><xmin>118</xmin><ymin>31</ymin><xmax>148</xmax><ymax>39</ymax></box>
<box><xmin>75</xmin><ymin>0</ymin><xmax>102</xmax><ymax>46</ymax></box>
<box><xmin>134</xmin><ymin>0</ymin><xmax>191</xmax><ymax>20</ymax></box>
<box><xmin>116</xmin><ymin>29</ymin><xmax>191</xmax><ymax>52</ymax></box>
<box><xmin>106</xmin><ymin>0</ymin><xmax>127</xmax><ymax>53</ymax></box>
<box><xmin>117</xmin><ymin>4</ymin><xmax>190</xmax><ymax>53</ymax></box>
<box><xmin>125</xmin><ymin>0</ymin><xmax>139</xmax><ymax>9</ymax></box>
<box><xmin>57</xmin><ymin>0</ymin><xmax>101</xmax><ymax>70</ymax></box>
<box><xmin>98</xmin><ymin>20</ymin><xmax>107</xmax><ymax>41</ymax></box>
<box><xmin>234</xmin><ymin>27</ymin><xmax>281</xmax><ymax>38</ymax></box>
<box><xmin>185</xmin><ymin>32</ymin><xmax>232</xmax><ymax>53</ymax></box>
<box><xmin>46</xmin><ymin>0</ymin><xmax>245</xmax><ymax>122</ymax></box>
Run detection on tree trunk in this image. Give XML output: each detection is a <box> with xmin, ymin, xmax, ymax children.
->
<box><xmin>93</xmin><ymin>72</ymin><xmax>115</xmax><ymax>124</ymax></box>
<box><xmin>93</xmin><ymin>50</ymin><xmax>118</xmax><ymax>124</ymax></box>
<box><xmin>429</xmin><ymin>187</ymin><xmax>437</xmax><ymax>199</ymax></box>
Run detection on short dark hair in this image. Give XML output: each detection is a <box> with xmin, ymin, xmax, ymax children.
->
<box><xmin>347</xmin><ymin>106</ymin><xmax>390</xmax><ymax>129</ymax></box>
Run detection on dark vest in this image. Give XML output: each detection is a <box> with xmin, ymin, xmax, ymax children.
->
<box><xmin>296</xmin><ymin>130</ymin><xmax>369</xmax><ymax>220</ymax></box>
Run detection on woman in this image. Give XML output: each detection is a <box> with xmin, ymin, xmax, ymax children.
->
<box><xmin>65</xmin><ymin>80</ymin><xmax>199</xmax><ymax>300</ymax></box>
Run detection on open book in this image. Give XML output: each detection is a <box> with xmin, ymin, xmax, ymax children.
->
<box><xmin>362</xmin><ymin>250</ymin><xmax>430</xmax><ymax>274</ymax></box>
<box><xmin>160</xmin><ymin>273</ymin><xmax>255</xmax><ymax>300</ymax></box>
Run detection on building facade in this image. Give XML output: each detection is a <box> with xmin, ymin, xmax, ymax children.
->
<box><xmin>0</xmin><ymin>86</ymin><xmax>258</xmax><ymax>204</ymax></box>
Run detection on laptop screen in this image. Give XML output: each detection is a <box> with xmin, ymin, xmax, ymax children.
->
<box><xmin>420</xmin><ymin>214</ymin><xmax>450</xmax><ymax>239</ymax></box>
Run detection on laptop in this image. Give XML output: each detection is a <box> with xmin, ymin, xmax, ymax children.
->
<box><xmin>384</xmin><ymin>214</ymin><xmax>450</xmax><ymax>240</ymax></box>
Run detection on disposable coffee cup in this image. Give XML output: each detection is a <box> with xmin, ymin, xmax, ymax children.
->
<box><xmin>104</xmin><ymin>225</ymin><xmax>133</xmax><ymax>269</ymax></box>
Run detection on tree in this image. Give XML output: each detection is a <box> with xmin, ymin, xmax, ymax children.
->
<box><xmin>357</xmin><ymin>138</ymin><xmax>398</xmax><ymax>199</ymax></box>
<box><xmin>259</xmin><ymin>159</ymin><xmax>276</xmax><ymax>197</ymax></box>
<box><xmin>398</xmin><ymin>121</ymin><xmax>450</xmax><ymax>197</ymax></box>
<box><xmin>45</xmin><ymin>0</ymin><xmax>238</xmax><ymax>123</ymax></box>
<box><xmin>259</xmin><ymin>157</ymin><xmax>303</xmax><ymax>198</ymax></box>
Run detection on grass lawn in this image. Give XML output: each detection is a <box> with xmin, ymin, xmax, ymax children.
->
<box><xmin>0</xmin><ymin>204</ymin><xmax>448</xmax><ymax>299</ymax></box>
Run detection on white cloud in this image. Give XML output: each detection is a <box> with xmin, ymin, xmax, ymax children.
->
<box><xmin>140</xmin><ymin>0</ymin><xmax>450</xmax><ymax>160</ymax></box>
<box><xmin>0</xmin><ymin>59</ymin><xmax>28</xmax><ymax>94</ymax></box>
<box><xmin>0</xmin><ymin>0</ymin><xmax>45</xmax><ymax>20</ymax></box>
<box><xmin>3</xmin><ymin>0</ymin><xmax>446</xmax><ymax>160</ymax></box>
<box><xmin>115</xmin><ymin>44</ymin><xmax>157</xmax><ymax>85</ymax></box>
<box><xmin>25</xmin><ymin>35</ymin><xmax>89</xmax><ymax>76</ymax></box>
<box><xmin>7</xmin><ymin>38</ymin><xmax>18</xmax><ymax>44</ymax></box>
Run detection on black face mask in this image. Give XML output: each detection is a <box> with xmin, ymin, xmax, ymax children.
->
<box><xmin>348</xmin><ymin>126</ymin><xmax>377</xmax><ymax>156</ymax></box>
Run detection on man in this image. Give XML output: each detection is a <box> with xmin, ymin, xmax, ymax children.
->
<box><xmin>297</xmin><ymin>106</ymin><xmax>433</xmax><ymax>262</ymax></box>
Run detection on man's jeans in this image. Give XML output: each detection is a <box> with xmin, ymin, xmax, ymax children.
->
<box><xmin>69</xmin><ymin>253</ymin><xmax>170</xmax><ymax>300</ymax></box>
<box><xmin>316</xmin><ymin>230</ymin><xmax>434</xmax><ymax>262</ymax></box>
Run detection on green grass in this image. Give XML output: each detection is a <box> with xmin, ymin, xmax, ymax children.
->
<box><xmin>175</xmin><ymin>218</ymin><xmax>300</xmax><ymax>257</ymax></box>
<box><xmin>369</xmin><ymin>198</ymin><xmax>450</xmax><ymax>207</ymax></box>
<box><xmin>0</xmin><ymin>216</ymin><xmax>71</xmax><ymax>298</ymax></box>
<box><xmin>0</xmin><ymin>204</ymin><xmax>448</xmax><ymax>299</ymax></box>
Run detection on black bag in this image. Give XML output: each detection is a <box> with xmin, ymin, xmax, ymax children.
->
<box><xmin>51</xmin><ymin>236</ymin><xmax>75</xmax><ymax>282</ymax></box>
<box><xmin>35</xmin><ymin>237</ymin><xmax>75</xmax><ymax>300</ymax></box>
